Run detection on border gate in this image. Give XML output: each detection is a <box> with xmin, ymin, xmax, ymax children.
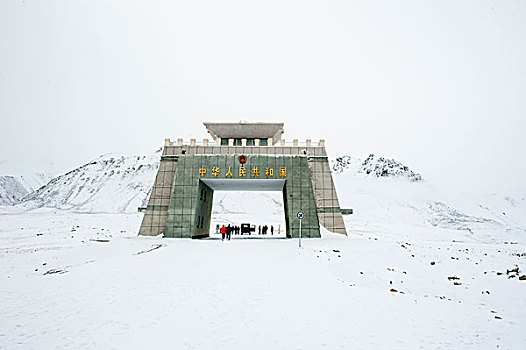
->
<box><xmin>139</xmin><ymin>122</ymin><xmax>348</xmax><ymax>238</ymax></box>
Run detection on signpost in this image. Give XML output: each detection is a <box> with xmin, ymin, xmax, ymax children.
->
<box><xmin>297</xmin><ymin>211</ymin><xmax>304</xmax><ymax>248</ymax></box>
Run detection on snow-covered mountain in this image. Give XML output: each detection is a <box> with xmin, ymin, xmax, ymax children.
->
<box><xmin>16</xmin><ymin>172</ymin><xmax>53</xmax><ymax>193</ymax></box>
<box><xmin>0</xmin><ymin>176</ymin><xmax>28</xmax><ymax>205</ymax></box>
<box><xmin>0</xmin><ymin>158</ymin><xmax>57</xmax><ymax>205</ymax></box>
<box><xmin>0</xmin><ymin>158</ymin><xmax>57</xmax><ymax>193</ymax></box>
<box><xmin>332</xmin><ymin>154</ymin><xmax>526</xmax><ymax>240</ymax></box>
<box><xmin>332</xmin><ymin>154</ymin><xmax>422</xmax><ymax>182</ymax></box>
<box><xmin>20</xmin><ymin>152</ymin><xmax>160</xmax><ymax>213</ymax></box>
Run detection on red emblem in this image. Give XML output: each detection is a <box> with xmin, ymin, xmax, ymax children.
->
<box><xmin>238</xmin><ymin>155</ymin><xmax>247</xmax><ymax>164</ymax></box>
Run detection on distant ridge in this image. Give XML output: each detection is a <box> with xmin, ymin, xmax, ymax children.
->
<box><xmin>332</xmin><ymin>154</ymin><xmax>422</xmax><ymax>182</ymax></box>
<box><xmin>21</xmin><ymin>152</ymin><xmax>161</xmax><ymax>213</ymax></box>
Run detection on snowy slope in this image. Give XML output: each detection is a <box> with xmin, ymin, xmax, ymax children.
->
<box><xmin>16</xmin><ymin>172</ymin><xmax>52</xmax><ymax>193</ymax></box>
<box><xmin>21</xmin><ymin>152</ymin><xmax>160</xmax><ymax>213</ymax></box>
<box><xmin>0</xmin><ymin>176</ymin><xmax>28</xmax><ymax>205</ymax></box>
<box><xmin>0</xmin><ymin>158</ymin><xmax>57</xmax><ymax>193</ymax></box>
<box><xmin>0</xmin><ymin>157</ymin><xmax>59</xmax><ymax>206</ymax></box>
<box><xmin>332</xmin><ymin>154</ymin><xmax>526</xmax><ymax>240</ymax></box>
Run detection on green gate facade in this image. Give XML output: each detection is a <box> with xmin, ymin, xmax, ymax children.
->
<box><xmin>163</xmin><ymin>154</ymin><xmax>319</xmax><ymax>238</ymax></box>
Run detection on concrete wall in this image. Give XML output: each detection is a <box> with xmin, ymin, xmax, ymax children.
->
<box><xmin>138</xmin><ymin>156</ymin><xmax>178</xmax><ymax>236</ymax></box>
<box><xmin>194</xmin><ymin>181</ymin><xmax>214</xmax><ymax>238</ymax></box>
<box><xmin>307</xmin><ymin>157</ymin><xmax>347</xmax><ymax>234</ymax></box>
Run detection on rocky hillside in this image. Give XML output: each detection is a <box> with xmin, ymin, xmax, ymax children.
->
<box><xmin>0</xmin><ymin>176</ymin><xmax>28</xmax><ymax>205</ymax></box>
<box><xmin>22</xmin><ymin>153</ymin><xmax>160</xmax><ymax>213</ymax></box>
<box><xmin>332</xmin><ymin>154</ymin><xmax>422</xmax><ymax>182</ymax></box>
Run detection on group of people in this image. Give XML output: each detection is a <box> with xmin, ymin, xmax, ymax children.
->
<box><xmin>216</xmin><ymin>224</ymin><xmax>275</xmax><ymax>241</ymax></box>
<box><xmin>258</xmin><ymin>225</ymin><xmax>273</xmax><ymax>235</ymax></box>
<box><xmin>218</xmin><ymin>224</ymin><xmax>234</xmax><ymax>240</ymax></box>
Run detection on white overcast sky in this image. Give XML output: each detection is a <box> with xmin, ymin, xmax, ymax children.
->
<box><xmin>1</xmin><ymin>0</ymin><xmax>525</xmax><ymax>195</ymax></box>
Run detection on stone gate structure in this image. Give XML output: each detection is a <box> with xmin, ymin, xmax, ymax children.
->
<box><xmin>139</xmin><ymin>122</ymin><xmax>349</xmax><ymax>238</ymax></box>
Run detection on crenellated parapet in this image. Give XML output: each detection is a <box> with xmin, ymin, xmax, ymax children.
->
<box><xmin>163</xmin><ymin>138</ymin><xmax>326</xmax><ymax>148</ymax></box>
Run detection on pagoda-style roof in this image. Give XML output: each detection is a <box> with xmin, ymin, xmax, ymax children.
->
<box><xmin>203</xmin><ymin>122</ymin><xmax>284</xmax><ymax>144</ymax></box>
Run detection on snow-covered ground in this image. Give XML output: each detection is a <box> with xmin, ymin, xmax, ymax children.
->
<box><xmin>1</xmin><ymin>209</ymin><xmax>526</xmax><ymax>348</ymax></box>
<box><xmin>1</xmin><ymin>153</ymin><xmax>526</xmax><ymax>348</ymax></box>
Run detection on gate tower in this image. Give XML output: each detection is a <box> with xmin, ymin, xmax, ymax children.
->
<box><xmin>139</xmin><ymin>122</ymin><xmax>348</xmax><ymax>238</ymax></box>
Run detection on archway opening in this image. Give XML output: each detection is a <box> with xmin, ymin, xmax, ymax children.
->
<box><xmin>199</xmin><ymin>179</ymin><xmax>288</xmax><ymax>239</ymax></box>
<box><xmin>209</xmin><ymin>191</ymin><xmax>286</xmax><ymax>238</ymax></box>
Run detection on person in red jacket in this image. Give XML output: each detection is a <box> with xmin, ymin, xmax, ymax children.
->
<box><xmin>220</xmin><ymin>225</ymin><xmax>226</xmax><ymax>241</ymax></box>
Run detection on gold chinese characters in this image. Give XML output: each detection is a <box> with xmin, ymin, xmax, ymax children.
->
<box><xmin>198</xmin><ymin>166</ymin><xmax>286</xmax><ymax>178</ymax></box>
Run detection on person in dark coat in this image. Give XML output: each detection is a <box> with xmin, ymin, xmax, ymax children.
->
<box><xmin>271</xmin><ymin>225</ymin><xmax>274</xmax><ymax>235</ymax></box>
<box><xmin>227</xmin><ymin>224</ymin><xmax>231</xmax><ymax>240</ymax></box>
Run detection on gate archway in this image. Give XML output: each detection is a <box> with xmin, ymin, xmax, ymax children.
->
<box><xmin>163</xmin><ymin>155</ymin><xmax>319</xmax><ymax>238</ymax></box>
